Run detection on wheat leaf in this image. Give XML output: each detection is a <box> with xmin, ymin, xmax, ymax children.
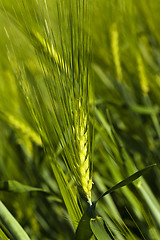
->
<box><xmin>0</xmin><ymin>180</ymin><xmax>50</xmax><ymax>194</ymax></box>
<box><xmin>0</xmin><ymin>201</ymin><xmax>31</xmax><ymax>240</ymax></box>
<box><xmin>90</xmin><ymin>217</ymin><xmax>110</xmax><ymax>240</ymax></box>
<box><xmin>75</xmin><ymin>203</ymin><xmax>96</xmax><ymax>240</ymax></box>
<box><xmin>96</xmin><ymin>164</ymin><xmax>156</xmax><ymax>202</ymax></box>
<box><xmin>0</xmin><ymin>228</ymin><xmax>10</xmax><ymax>240</ymax></box>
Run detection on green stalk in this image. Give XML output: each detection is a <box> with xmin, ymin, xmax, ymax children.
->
<box><xmin>0</xmin><ymin>201</ymin><xmax>31</xmax><ymax>240</ymax></box>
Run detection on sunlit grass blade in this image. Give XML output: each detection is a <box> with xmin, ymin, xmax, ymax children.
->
<box><xmin>0</xmin><ymin>201</ymin><xmax>31</xmax><ymax>240</ymax></box>
<box><xmin>0</xmin><ymin>228</ymin><xmax>10</xmax><ymax>240</ymax></box>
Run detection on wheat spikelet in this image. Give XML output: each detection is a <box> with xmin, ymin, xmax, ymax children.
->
<box><xmin>73</xmin><ymin>100</ymin><xmax>92</xmax><ymax>204</ymax></box>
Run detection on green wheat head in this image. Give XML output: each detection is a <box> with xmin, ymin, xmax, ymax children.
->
<box><xmin>5</xmin><ymin>0</ymin><xmax>93</xmax><ymax>204</ymax></box>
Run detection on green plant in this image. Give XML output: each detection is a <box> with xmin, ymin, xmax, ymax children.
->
<box><xmin>0</xmin><ymin>0</ymin><xmax>160</xmax><ymax>239</ymax></box>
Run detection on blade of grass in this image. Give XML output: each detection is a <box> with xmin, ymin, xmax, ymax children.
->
<box><xmin>90</xmin><ymin>217</ymin><xmax>111</xmax><ymax>240</ymax></box>
<box><xmin>0</xmin><ymin>228</ymin><xmax>10</xmax><ymax>240</ymax></box>
<box><xmin>96</xmin><ymin>164</ymin><xmax>156</xmax><ymax>202</ymax></box>
<box><xmin>0</xmin><ymin>180</ymin><xmax>49</xmax><ymax>194</ymax></box>
<box><xmin>0</xmin><ymin>201</ymin><xmax>31</xmax><ymax>240</ymax></box>
<box><xmin>75</xmin><ymin>203</ymin><xmax>96</xmax><ymax>240</ymax></box>
<box><xmin>50</xmin><ymin>160</ymin><xmax>82</xmax><ymax>230</ymax></box>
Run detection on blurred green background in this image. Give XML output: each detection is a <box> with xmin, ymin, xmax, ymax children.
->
<box><xmin>0</xmin><ymin>0</ymin><xmax>160</xmax><ymax>239</ymax></box>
